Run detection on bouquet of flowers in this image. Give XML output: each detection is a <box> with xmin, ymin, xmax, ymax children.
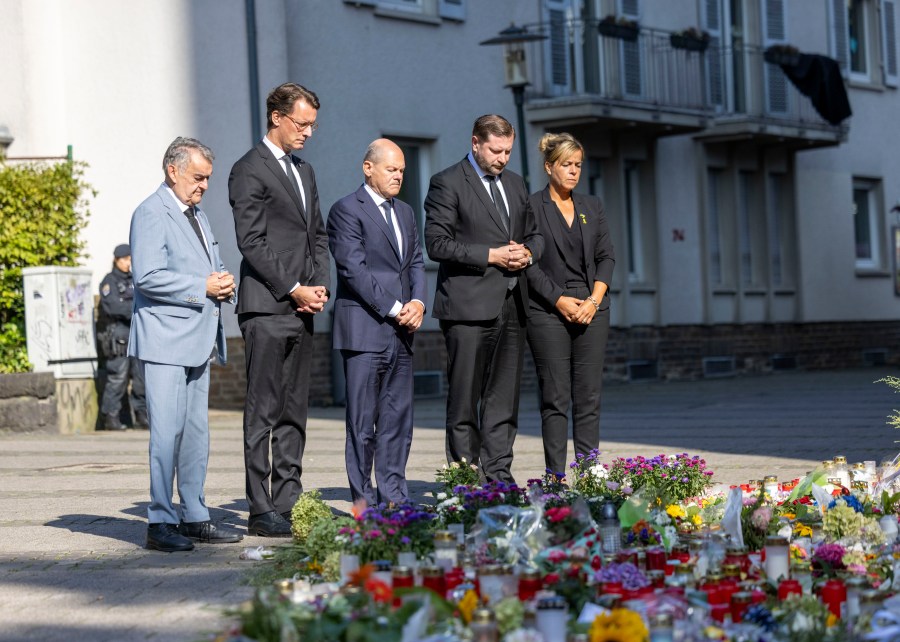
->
<box><xmin>740</xmin><ymin>490</ymin><xmax>777</xmax><ymax>551</ymax></box>
<box><xmin>625</xmin><ymin>519</ymin><xmax>662</xmax><ymax>546</ymax></box>
<box><xmin>606</xmin><ymin>453</ymin><xmax>714</xmax><ymax>503</ymax></box>
<box><xmin>435</xmin><ymin>458</ymin><xmax>480</xmax><ymax>494</ymax></box>
<box><xmin>594</xmin><ymin>562</ymin><xmax>651</xmax><ymax>591</ymax></box>
<box><xmin>587</xmin><ymin>608</ymin><xmax>649</xmax><ymax>642</ymax></box>
<box><xmin>338</xmin><ymin>504</ymin><xmax>436</xmax><ymax>564</ymax></box>
<box><xmin>435</xmin><ymin>480</ymin><xmax>525</xmax><ymax>531</ymax></box>
<box><xmin>569</xmin><ymin>449</ymin><xmax>632</xmax><ymax>505</ymax></box>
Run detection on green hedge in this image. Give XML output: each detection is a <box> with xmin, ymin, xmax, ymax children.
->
<box><xmin>0</xmin><ymin>159</ymin><xmax>93</xmax><ymax>372</ymax></box>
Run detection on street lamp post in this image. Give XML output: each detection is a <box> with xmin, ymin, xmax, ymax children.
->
<box><xmin>480</xmin><ymin>24</ymin><xmax>547</xmax><ymax>192</ymax></box>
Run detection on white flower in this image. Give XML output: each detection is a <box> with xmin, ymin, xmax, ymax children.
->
<box><xmin>436</xmin><ymin>492</ymin><xmax>448</xmax><ymax>501</ymax></box>
<box><xmin>589</xmin><ymin>464</ymin><xmax>608</xmax><ymax>480</ymax></box>
<box><xmin>504</xmin><ymin>629</ymin><xmax>545</xmax><ymax>642</ymax></box>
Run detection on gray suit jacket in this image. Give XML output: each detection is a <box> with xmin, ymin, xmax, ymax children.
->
<box><xmin>128</xmin><ymin>184</ymin><xmax>228</xmax><ymax>367</ymax></box>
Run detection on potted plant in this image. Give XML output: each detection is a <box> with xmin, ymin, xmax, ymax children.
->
<box><xmin>598</xmin><ymin>14</ymin><xmax>640</xmax><ymax>42</ymax></box>
<box><xmin>764</xmin><ymin>44</ymin><xmax>801</xmax><ymax>67</ymax></box>
<box><xmin>670</xmin><ymin>27</ymin><xmax>711</xmax><ymax>52</ymax></box>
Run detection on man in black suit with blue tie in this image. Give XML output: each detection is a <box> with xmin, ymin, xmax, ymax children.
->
<box><xmin>424</xmin><ymin>114</ymin><xmax>543</xmax><ymax>484</ymax></box>
<box><xmin>327</xmin><ymin>138</ymin><xmax>427</xmax><ymax>506</ymax></box>
<box><xmin>229</xmin><ymin>83</ymin><xmax>330</xmax><ymax>537</ymax></box>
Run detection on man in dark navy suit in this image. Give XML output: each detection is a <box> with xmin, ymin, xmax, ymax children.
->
<box><xmin>327</xmin><ymin>138</ymin><xmax>426</xmax><ymax>506</ymax></box>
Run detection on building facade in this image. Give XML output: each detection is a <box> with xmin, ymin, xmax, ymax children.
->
<box><xmin>1</xmin><ymin>0</ymin><xmax>898</xmax><ymax>407</ymax></box>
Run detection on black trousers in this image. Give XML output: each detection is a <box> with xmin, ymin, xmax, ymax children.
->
<box><xmin>100</xmin><ymin>355</ymin><xmax>146</xmax><ymax>418</ymax></box>
<box><xmin>441</xmin><ymin>286</ymin><xmax>526</xmax><ymax>483</ymax></box>
<box><xmin>526</xmin><ymin>285</ymin><xmax>610</xmax><ymax>475</ymax></box>
<box><xmin>239</xmin><ymin>312</ymin><xmax>313</xmax><ymax>516</ymax></box>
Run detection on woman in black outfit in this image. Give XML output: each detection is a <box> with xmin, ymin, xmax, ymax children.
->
<box><xmin>526</xmin><ymin>133</ymin><xmax>615</xmax><ymax>475</ymax></box>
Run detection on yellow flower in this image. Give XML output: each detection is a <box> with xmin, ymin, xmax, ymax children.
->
<box><xmin>691</xmin><ymin>514</ymin><xmax>703</xmax><ymax>526</ymax></box>
<box><xmin>782</xmin><ymin>512</ymin><xmax>796</xmax><ymax>520</ymax></box>
<box><xmin>826</xmin><ymin>612</ymin><xmax>839</xmax><ymax>628</ymax></box>
<box><xmin>579</xmin><ymin>213</ymin><xmax>587</xmax><ymax>224</ymax></box>
<box><xmin>666</xmin><ymin>505</ymin><xmax>686</xmax><ymax>519</ymax></box>
<box><xmin>589</xmin><ymin>609</ymin><xmax>649</xmax><ymax>642</ymax></box>
<box><xmin>458</xmin><ymin>589</ymin><xmax>479</xmax><ymax>624</ymax></box>
<box><xmin>793</xmin><ymin>523</ymin><xmax>812</xmax><ymax>538</ymax></box>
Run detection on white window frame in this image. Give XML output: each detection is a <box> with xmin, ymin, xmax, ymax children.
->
<box><xmin>624</xmin><ymin>161</ymin><xmax>645</xmax><ymax>284</ymax></box>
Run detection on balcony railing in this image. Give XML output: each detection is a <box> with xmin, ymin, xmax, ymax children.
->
<box><xmin>528</xmin><ymin>19</ymin><xmax>847</xmax><ymax>140</ymax></box>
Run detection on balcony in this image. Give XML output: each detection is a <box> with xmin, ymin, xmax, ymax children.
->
<box><xmin>526</xmin><ymin>19</ymin><xmax>848</xmax><ymax>147</ymax></box>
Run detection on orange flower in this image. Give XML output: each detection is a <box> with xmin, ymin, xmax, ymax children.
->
<box><xmin>364</xmin><ymin>578</ymin><xmax>393</xmax><ymax>604</ymax></box>
<box><xmin>351</xmin><ymin>499</ymin><xmax>368</xmax><ymax>518</ymax></box>
<box><xmin>348</xmin><ymin>563</ymin><xmax>374</xmax><ymax>586</ymax></box>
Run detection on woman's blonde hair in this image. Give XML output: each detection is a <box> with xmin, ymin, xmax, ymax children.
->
<box><xmin>538</xmin><ymin>132</ymin><xmax>584</xmax><ymax>167</ymax></box>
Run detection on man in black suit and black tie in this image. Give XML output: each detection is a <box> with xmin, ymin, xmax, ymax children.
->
<box><xmin>229</xmin><ymin>82</ymin><xmax>330</xmax><ymax>537</ymax></box>
<box><xmin>424</xmin><ymin>114</ymin><xmax>543</xmax><ymax>483</ymax></box>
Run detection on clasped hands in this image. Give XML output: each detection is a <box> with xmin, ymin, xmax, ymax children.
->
<box><xmin>488</xmin><ymin>240</ymin><xmax>531</xmax><ymax>271</ymax></box>
<box><xmin>396</xmin><ymin>300</ymin><xmax>425</xmax><ymax>332</ymax></box>
<box><xmin>556</xmin><ymin>295</ymin><xmax>596</xmax><ymax>326</ymax></box>
<box><xmin>206</xmin><ymin>271</ymin><xmax>236</xmax><ymax>301</ymax></box>
<box><xmin>290</xmin><ymin>285</ymin><xmax>329</xmax><ymax>314</ymax></box>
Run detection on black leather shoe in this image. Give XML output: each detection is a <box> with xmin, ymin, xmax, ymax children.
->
<box><xmin>280</xmin><ymin>511</ymin><xmax>293</xmax><ymax>524</ymax></box>
<box><xmin>134</xmin><ymin>410</ymin><xmax>150</xmax><ymax>429</ymax></box>
<box><xmin>101</xmin><ymin>413</ymin><xmax>125</xmax><ymax>430</ymax></box>
<box><xmin>147</xmin><ymin>523</ymin><xmax>194</xmax><ymax>552</ymax></box>
<box><xmin>248</xmin><ymin>511</ymin><xmax>292</xmax><ymax>537</ymax></box>
<box><xmin>178</xmin><ymin>520</ymin><xmax>244</xmax><ymax>543</ymax></box>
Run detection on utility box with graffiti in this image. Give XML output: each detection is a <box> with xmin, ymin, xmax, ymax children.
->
<box><xmin>22</xmin><ymin>267</ymin><xmax>98</xmax><ymax>379</ymax></box>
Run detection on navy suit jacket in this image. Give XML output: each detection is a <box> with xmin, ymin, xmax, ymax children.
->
<box><xmin>424</xmin><ymin>157</ymin><xmax>543</xmax><ymax>321</ymax></box>
<box><xmin>525</xmin><ymin>186</ymin><xmax>615</xmax><ymax>314</ymax></box>
<box><xmin>328</xmin><ymin>186</ymin><xmax>427</xmax><ymax>352</ymax></box>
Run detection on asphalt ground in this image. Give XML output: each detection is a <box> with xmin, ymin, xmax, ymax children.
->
<box><xmin>0</xmin><ymin>367</ymin><xmax>897</xmax><ymax>641</ymax></box>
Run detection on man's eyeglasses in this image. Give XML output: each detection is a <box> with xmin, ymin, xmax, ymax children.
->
<box><xmin>281</xmin><ymin>113</ymin><xmax>319</xmax><ymax>132</ymax></box>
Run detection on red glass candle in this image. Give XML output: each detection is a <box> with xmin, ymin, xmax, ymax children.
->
<box><xmin>778</xmin><ymin>578</ymin><xmax>802</xmax><ymax>600</ymax></box>
<box><xmin>645</xmin><ymin>547</ymin><xmax>667</xmax><ymax>571</ymax></box>
<box><xmin>710</xmin><ymin>603</ymin><xmax>729</xmax><ymax>623</ymax></box>
<box><xmin>600</xmin><ymin>581</ymin><xmax>624</xmax><ymax>596</ymax></box>
<box><xmin>821</xmin><ymin>579</ymin><xmax>847</xmax><ymax>618</ymax></box>
<box><xmin>420</xmin><ymin>565</ymin><xmax>446</xmax><ymax>597</ymax></box>
<box><xmin>391</xmin><ymin>566</ymin><xmax>414</xmax><ymax>608</ymax></box>
<box><xmin>751</xmin><ymin>588</ymin><xmax>767</xmax><ymax>604</ymax></box>
<box><xmin>670</xmin><ymin>545</ymin><xmax>690</xmax><ymax>563</ymax></box>
<box><xmin>617</xmin><ymin>549</ymin><xmax>638</xmax><ymax>566</ymax></box>
<box><xmin>646</xmin><ymin>570</ymin><xmax>666</xmax><ymax>588</ymax></box>
<box><xmin>730</xmin><ymin>592</ymin><xmax>752</xmax><ymax>623</ymax></box>
<box><xmin>445</xmin><ymin>567</ymin><xmax>465</xmax><ymax>592</ymax></box>
<box><xmin>518</xmin><ymin>569</ymin><xmax>542</xmax><ymax>602</ymax></box>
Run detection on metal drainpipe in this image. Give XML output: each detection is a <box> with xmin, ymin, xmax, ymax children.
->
<box><xmin>245</xmin><ymin>0</ymin><xmax>261</xmax><ymax>143</ymax></box>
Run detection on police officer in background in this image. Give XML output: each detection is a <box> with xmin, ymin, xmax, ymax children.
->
<box><xmin>97</xmin><ymin>244</ymin><xmax>147</xmax><ymax>430</ymax></box>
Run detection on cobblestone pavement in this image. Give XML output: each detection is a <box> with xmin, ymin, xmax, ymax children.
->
<box><xmin>0</xmin><ymin>367</ymin><xmax>897</xmax><ymax>640</ymax></box>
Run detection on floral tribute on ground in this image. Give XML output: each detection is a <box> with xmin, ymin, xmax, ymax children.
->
<box><xmin>218</xmin><ymin>449</ymin><xmax>900</xmax><ymax>642</ymax></box>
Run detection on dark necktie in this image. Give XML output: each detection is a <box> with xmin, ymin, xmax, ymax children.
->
<box><xmin>184</xmin><ymin>206</ymin><xmax>210</xmax><ymax>260</ymax></box>
<box><xmin>485</xmin><ymin>177</ymin><xmax>516</xmax><ymax>290</ymax></box>
<box><xmin>381</xmin><ymin>200</ymin><xmax>401</xmax><ymax>257</ymax></box>
<box><xmin>281</xmin><ymin>155</ymin><xmax>307</xmax><ymax>220</ymax></box>
<box><xmin>485</xmin><ymin>175</ymin><xmax>510</xmax><ymax>235</ymax></box>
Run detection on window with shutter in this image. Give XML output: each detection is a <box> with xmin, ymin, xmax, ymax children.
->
<box><xmin>703</xmin><ymin>0</ymin><xmax>725</xmax><ymax>109</ymax></box>
<box><xmin>830</xmin><ymin>0</ymin><xmax>851</xmax><ymax>70</ymax></box>
<box><xmin>763</xmin><ymin>0</ymin><xmax>789</xmax><ymax>114</ymax></box>
<box><xmin>549</xmin><ymin>8</ymin><xmax>569</xmax><ymax>89</ymax></box>
<box><xmin>882</xmin><ymin>0</ymin><xmax>898</xmax><ymax>85</ymax></box>
<box><xmin>619</xmin><ymin>0</ymin><xmax>642</xmax><ymax>97</ymax></box>
<box><xmin>438</xmin><ymin>0</ymin><xmax>465</xmax><ymax>21</ymax></box>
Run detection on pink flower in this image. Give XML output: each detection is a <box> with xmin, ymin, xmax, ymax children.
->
<box><xmin>548</xmin><ymin>549</ymin><xmax>568</xmax><ymax>564</ymax></box>
<box><xmin>750</xmin><ymin>506</ymin><xmax>773</xmax><ymax>531</ymax></box>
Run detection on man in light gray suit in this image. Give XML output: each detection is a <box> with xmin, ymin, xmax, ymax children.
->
<box><xmin>129</xmin><ymin>137</ymin><xmax>243</xmax><ymax>552</ymax></box>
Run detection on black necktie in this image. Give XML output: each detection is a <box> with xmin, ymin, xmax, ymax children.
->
<box><xmin>485</xmin><ymin>177</ymin><xmax>516</xmax><ymax>290</ymax></box>
<box><xmin>281</xmin><ymin>155</ymin><xmax>307</xmax><ymax>220</ymax></box>
<box><xmin>485</xmin><ymin>175</ymin><xmax>510</xmax><ymax>235</ymax></box>
<box><xmin>184</xmin><ymin>206</ymin><xmax>209</xmax><ymax>260</ymax></box>
<box><xmin>381</xmin><ymin>200</ymin><xmax>401</xmax><ymax>257</ymax></box>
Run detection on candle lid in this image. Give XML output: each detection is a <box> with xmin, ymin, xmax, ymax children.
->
<box><xmin>372</xmin><ymin>559</ymin><xmax>392</xmax><ymax>571</ymax></box>
<box><xmin>834</xmin><ymin>456</ymin><xmax>847</xmax><ymax>464</ymax></box>
<box><xmin>433</xmin><ymin>530</ymin><xmax>455</xmax><ymax>541</ymax></box>
<box><xmin>536</xmin><ymin>595</ymin><xmax>568</xmax><ymax>610</ymax></box>
<box><xmin>519</xmin><ymin>567</ymin><xmax>542</xmax><ymax>580</ymax></box>
<box><xmin>471</xmin><ymin>607</ymin><xmax>495</xmax><ymax>624</ymax></box>
<box><xmin>731</xmin><ymin>591</ymin><xmax>753</xmax><ymax>604</ymax></box>
<box><xmin>765</xmin><ymin>535</ymin><xmax>789</xmax><ymax>546</ymax></box>
<box><xmin>478</xmin><ymin>564</ymin><xmax>503</xmax><ymax>576</ymax></box>
<box><xmin>419</xmin><ymin>565</ymin><xmax>443</xmax><ymax>577</ymax></box>
<box><xmin>764</xmin><ymin>475</ymin><xmax>778</xmax><ymax>483</ymax></box>
<box><xmin>392</xmin><ymin>565</ymin><xmax>413</xmax><ymax>578</ymax></box>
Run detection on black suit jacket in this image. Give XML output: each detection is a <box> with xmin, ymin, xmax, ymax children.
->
<box><xmin>525</xmin><ymin>186</ymin><xmax>615</xmax><ymax>314</ymax></box>
<box><xmin>229</xmin><ymin>140</ymin><xmax>330</xmax><ymax>315</ymax></box>
<box><xmin>424</xmin><ymin>157</ymin><xmax>544</xmax><ymax>321</ymax></box>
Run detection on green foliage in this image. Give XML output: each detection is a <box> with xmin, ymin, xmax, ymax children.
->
<box><xmin>0</xmin><ymin>322</ymin><xmax>31</xmax><ymax>373</ymax></box>
<box><xmin>877</xmin><ymin>376</ymin><xmax>900</xmax><ymax>432</ymax></box>
<box><xmin>434</xmin><ymin>459</ymin><xmax>480</xmax><ymax>494</ymax></box>
<box><xmin>289</xmin><ymin>489</ymin><xmax>334</xmax><ymax>542</ymax></box>
<box><xmin>0</xmin><ymin>159</ymin><xmax>92</xmax><ymax>371</ymax></box>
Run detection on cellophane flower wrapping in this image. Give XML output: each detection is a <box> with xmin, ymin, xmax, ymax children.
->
<box><xmin>470</xmin><ymin>504</ymin><xmax>544</xmax><ymax>566</ymax></box>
